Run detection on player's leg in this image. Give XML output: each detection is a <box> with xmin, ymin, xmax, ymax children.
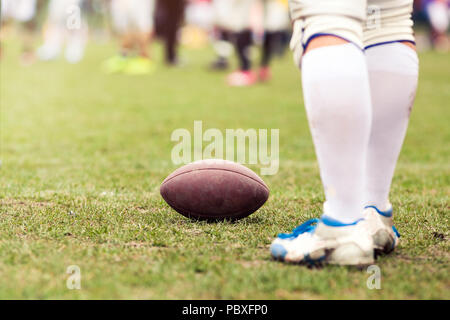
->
<box><xmin>121</xmin><ymin>0</ymin><xmax>156</xmax><ymax>75</ymax></box>
<box><xmin>363</xmin><ymin>0</ymin><xmax>419</xmax><ymax>254</ymax></box>
<box><xmin>102</xmin><ymin>0</ymin><xmax>131</xmax><ymax>73</ymax></box>
<box><xmin>225</xmin><ymin>0</ymin><xmax>257</xmax><ymax>86</ymax></box>
<box><xmin>271</xmin><ymin>0</ymin><xmax>375</xmax><ymax>266</ymax></box>
<box><xmin>259</xmin><ymin>0</ymin><xmax>290</xmax><ymax>81</ymax></box>
<box><xmin>425</xmin><ymin>0</ymin><xmax>449</xmax><ymax>51</ymax></box>
<box><xmin>154</xmin><ymin>0</ymin><xmax>184</xmax><ymax>65</ymax></box>
<box><xmin>0</xmin><ymin>0</ymin><xmax>15</xmax><ymax>59</ymax></box>
<box><xmin>114</xmin><ymin>0</ymin><xmax>134</xmax><ymax>55</ymax></box>
<box><xmin>210</xmin><ymin>0</ymin><xmax>236</xmax><ymax>70</ymax></box>
<box><xmin>234</xmin><ymin>29</ymin><xmax>253</xmax><ymax>72</ymax></box>
<box><xmin>37</xmin><ymin>0</ymin><xmax>64</xmax><ymax>61</ymax></box>
<box><xmin>133</xmin><ymin>0</ymin><xmax>155</xmax><ymax>59</ymax></box>
<box><xmin>64</xmin><ymin>0</ymin><xmax>88</xmax><ymax>63</ymax></box>
<box><xmin>294</xmin><ymin>1</ymin><xmax>372</xmax><ymax>225</ymax></box>
<box><xmin>20</xmin><ymin>17</ymin><xmax>37</xmax><ymax>65</ymax></box>
<box><xmin>230</xmin><ymin>0</ymin><xmax>254</xmax><ymax>71</ymax></box>
<box><xmin>7</xmin><ymin>0</ymin><xmax>38</xmax><ymax>64</ymax></box>
<box><xmin>210</xmin><ymin>29</ymin><xmax>233</xmax><ymax>70</ymax></box>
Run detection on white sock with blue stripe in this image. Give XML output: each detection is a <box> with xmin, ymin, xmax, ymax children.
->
<box><xmin>364</xmin><ymin>42</ymin><xmax>419</xmax><ymax>211</ymax></box>
<box><xmin>301</xmin><ymin>43</ymin><xmax>372</xmax><ymax>224</ymax></box>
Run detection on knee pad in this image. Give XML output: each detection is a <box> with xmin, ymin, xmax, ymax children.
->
<box><xmin>289</xmin><ymin>0</ymin><xmax>367</xmax><ymax>67</ymax></box>
<box><xmin>363</xmin><ymin>0</ymin><xmax>415</xmax><ymax>48</ymax></box>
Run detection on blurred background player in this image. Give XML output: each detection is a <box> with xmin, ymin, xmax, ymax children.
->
<box><xmin>210</xmin><ymin>0</ymin><xmax>290</xmax><ymax>86</ymax></box>
<box><xmin>210</xmin><ymin>0</ymin><xmax>257</xmax><ymax>86</ymax></box>
<box><xmin>182</xmin><ymin>0</ymin><xmax>213</xmax><ymax>51</ymax></box>
<box><xmin>102</xmin><ymin>0</ymin><xmax>156</xmax><ymax>74</ymax></box>
<box><xmin>209</xmin><ymin>0</ymin><xmax>235</xmax><ymax>70</ymax></box>
<box><xmin>0</xmin><ymin>0</ymin><xmax>38</xmax><ymax>65</ymax></box>
<box><xmin>424</xmin><ymin>0</ymin><xmax>449</xmax><ymax>51</ymax></box>
<box><xmin>155</xmin><ymin>0</ymin><xmax>186</xmax><ymax>66</ymax></box>
<box><xmin>37</xmin><ymin>0</ymin><xmax>88</xmax><ymax>64</ymax></box>
<box><xmin>259</xmin><ymin>0</ymin><xmax>290</xmax><ymax>81</ymax></box>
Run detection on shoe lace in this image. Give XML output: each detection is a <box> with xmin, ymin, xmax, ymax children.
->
<box><xmin>277</xmin><ymin>218</ymin><xmax>320</xmax><ymax>239</ymax></box>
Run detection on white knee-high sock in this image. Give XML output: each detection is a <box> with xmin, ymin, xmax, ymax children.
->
<box><xmin>301</xmin><ymin>43</ymin><xmax>372</xmax><ymax>223</ymax></box>
<box><xmin>364</xmin><ymin>42</ymin><xmax>419</xmax><ymax>211</ymax></box>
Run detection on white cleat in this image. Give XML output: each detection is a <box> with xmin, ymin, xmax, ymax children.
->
<box><xmin>363</xmin><ymin>205</ymin><xmax>400</xmax><ymax>255</ymax></box>
<box><xmin>270</xmin><ymin>216</ymin><xmax>374</xmax><ymax>267</ymax></box>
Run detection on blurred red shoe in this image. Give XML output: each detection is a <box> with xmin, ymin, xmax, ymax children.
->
<box><xmin>20</xmin><ymin>52</ymin><xmax>36</xmax><ymax>67</ymax></box>
<box><xmin>226</xmin><ymin>70</ymin><xmax>257</xmax><ymax>87</ymax></box>
<box><xmin>258</xmin><ymin>67</ymin><xmax>272</xmax><ymax>82</ymax></box>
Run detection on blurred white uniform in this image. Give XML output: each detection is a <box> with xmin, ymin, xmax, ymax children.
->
<box><xmin>289</xmin><ymin>0</ymin><xmax>416</xmax><ymax>66</ymax></box>
<box><xmin>1</xmin><ymin>0</ymin><xmax>37</xmax><ymax>22</ymax></box>
<box><xmin>37</xmin><ymin>0</ymin><xmax>88</xmax><ymax>63</ymax></box>
<box><xmin>110</xmin><ymin>0</ymin><xmax>156</xmax><ymax>34</ymax></box>
<box><xmin>185</xmin><ymin>0</ymin><xmax>214</xmax><ymax>30</ymax></box>
<box><xmin>213</xmin><ymin>0</ymin><xmax>255</xmax><ymax>32</ymax></box>
<box><xmin>263</xmin><ymin>0</ymin><xmax>290</xmax><ymax>32</ymax></box>
<box><xmin>426</xmin><ymin>0</ymin><xmax>450</xmax><ymax>34</ymax></box>
<box><xmin>213</xmin><ymin>0</ymin><xmax>289</xmax><ymax>32</ymax></box>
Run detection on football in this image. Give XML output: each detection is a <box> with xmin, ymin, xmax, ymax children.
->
<box><xmin>160</xmin><ymin>159</ymin><xmax>269</xmax><ymax>220</ymax></box>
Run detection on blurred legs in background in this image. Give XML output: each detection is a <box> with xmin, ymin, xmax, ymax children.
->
<box><xmin>0</xmin><ymin>0</ymin><xmax>38</xmax><ymax>64</ymax></box>
<box><xmin>210</xmin><ymin>29</ymin><xmax>233</xmax><ymax>70</ymax></box>
<box><xmin>234</xmin><ymin>29</ymin><xmax>253</xmax><ymax>72</ymax></box>
<box><xmin>259</xmin><ymin>0</ymin><xmax>290</xmax><ymax>82</ymax></box>
<box><xmin>210</xmin><ymin>0</ymin><xmax>242</xmax><ymax>72</ymax></box>
<box><xmin>213</xmin><ymin>0</ymin><xmax>256</xmax><ymax>86</ymax></box>
<box><xmin>212</xmin><ymin>0</ymin><xmax>290</xmax><ymax>86</ymax></box>
<box><xmin>425</xmin><ymin>0</ymin><xmax>450</xmax><ymax>51</ymax></box>
<box><xmin>155</xmin><ymin>0</ymin><xmax>185</xmax><ymax>66</ymax></box>
<box><xmin>37</xmin><ymin>0</ymin><xmax>88</xmax><ymax>64</ymax></box>
<box><xmin>104</xmin><ymin>0</ymin><xmax>156</xmax><ymax>74</ymax></box>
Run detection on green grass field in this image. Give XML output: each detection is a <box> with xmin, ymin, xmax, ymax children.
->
<box><xmin>0</xmin><ymin>37</ymin><xmax>449</xmax><ymax>299</ymax></box>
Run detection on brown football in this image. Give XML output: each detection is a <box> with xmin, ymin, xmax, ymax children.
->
<box><xmin>160</xmin><ymin>159</ymin><xmax>269</xmax><ymax>221</ymax></box>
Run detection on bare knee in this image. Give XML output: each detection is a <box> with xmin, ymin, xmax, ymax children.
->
<box><xmin>305</xmin><ymin>36</ymin><xmax>350</xmax><ymax>54</ymax></box>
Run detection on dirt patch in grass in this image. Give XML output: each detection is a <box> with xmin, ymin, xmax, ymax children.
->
<box><xmin>238</xmin><ymin>260</ymin><xmax>268</xmax><ymax>268</ymax></box>
<box><xmin>0</xmin><ymin>199</ymin><xmax>56</xmax><ymax>208</ymax></box>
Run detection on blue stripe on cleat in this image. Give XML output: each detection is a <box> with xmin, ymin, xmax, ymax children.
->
<box><xmin>364</xmin><ymin>205</ymin><xmax>393</xmax><ymax>217</ymax></box>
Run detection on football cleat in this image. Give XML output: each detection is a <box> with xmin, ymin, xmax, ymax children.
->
<box><xmin>123</xmin><ymin>57</ymin><xmax>155</xmax><ymax>75</ymax></box>
<box><xmin>20</xmin><ymin>52</ymin><xmax>36</xmax><ymax>67</ymax></box>
<box><xmin>65</xmin><ymin>42</ymin><xmax>85</xmax><ymax>64</ymax></box>
<box><xmin>226</xmin><ymin>70</ymin><xmax>257</xmax><ymax>87</ymax></box>
<box><xmin>258</xmin><ymin>67</ymin><xmax>272</xmax><ymax>82</ymax></box>
<box><xmin>36</xmin><ymin>44</ymin><xmax>60</xmax><ymax>62</ymax></box>
<box><xmin>101</xmin><ymin>55</ymin><xmax>128</xmax><ymax>74</ymax></box>
<box><xmin>363</xmin><ymin>205</ymin><xmax>400</xmax><ymax>255</ymax></box>
<box><xmin>209</xmin><ymin>57</ymin><xmax>229</xmax><ymax>71</ymax></box>
<box><xmin>270</xmin><ymin>216</ymin><xmax>374</xmax><ymax>266</ymax></box>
